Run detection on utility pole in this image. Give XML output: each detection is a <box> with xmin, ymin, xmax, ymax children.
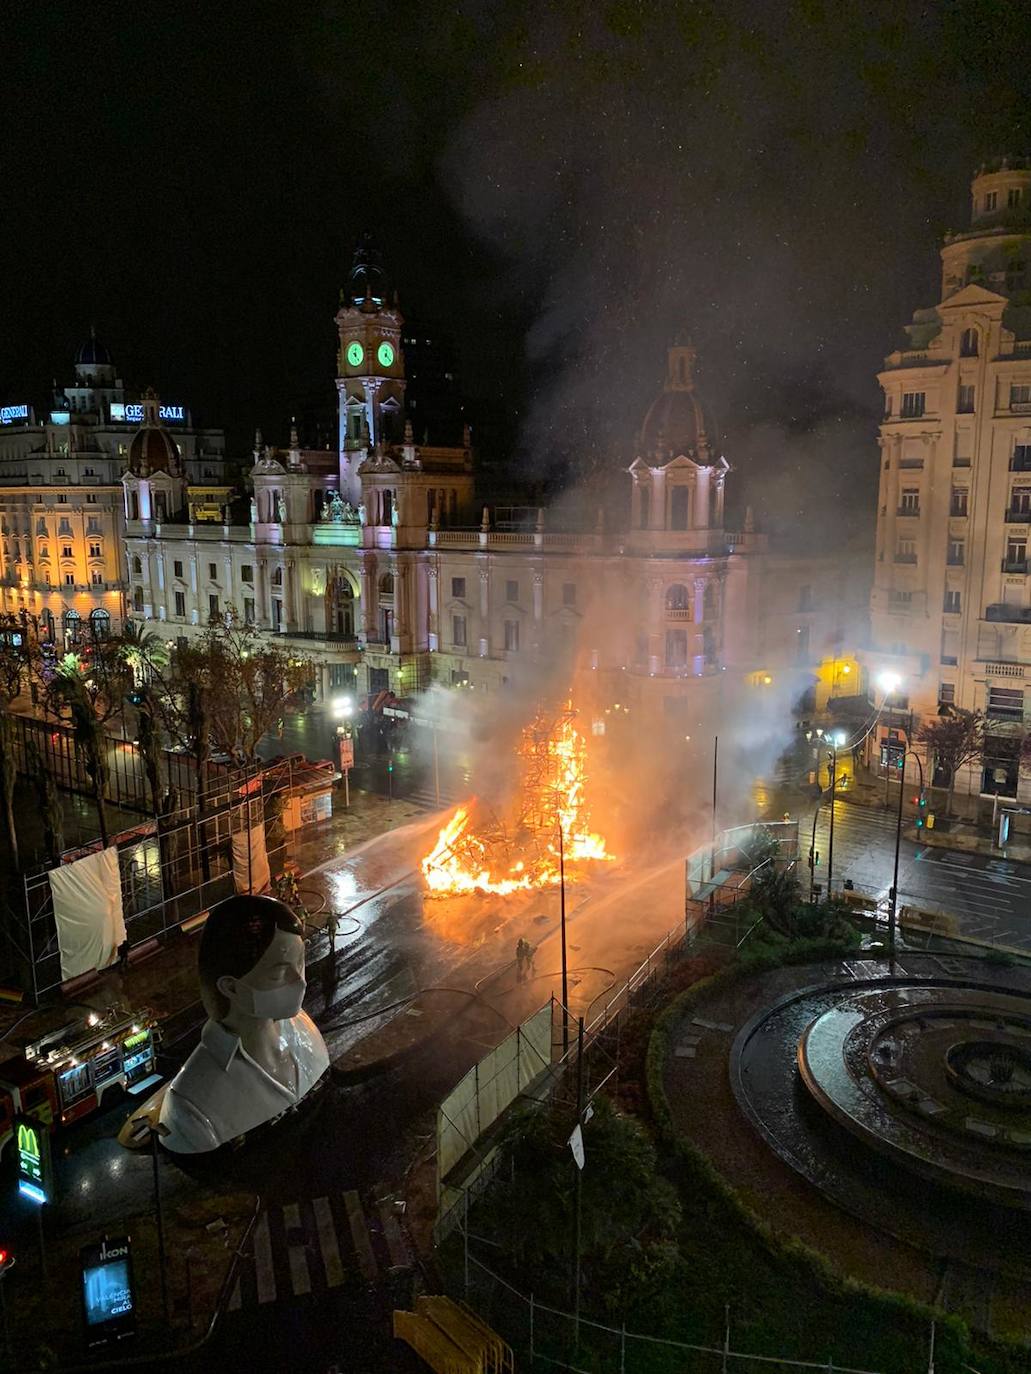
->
<box><xmin>710</xmin><ymin>735</ymin><xmax>719</xmax><ymax>881</ymax></box>
<box><xmin>572</xmin><ymin>1015</ymin><xmax>585</xmax><ymax>1351</ymax></box>
<box><xmin>559</xmin><ymin>823</ymin><xmax>569</xmax><ymax>1057</ymax></box>
<box><xmin>826</xmin><ymin>739</ymin><xmax>837</xmax><ymax>900</ymax></box>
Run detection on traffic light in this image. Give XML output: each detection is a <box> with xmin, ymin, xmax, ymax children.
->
<box><xmin>915</xmin><ymin>793</ymin><xmax>928</xmax><ymax>828</ymax></box>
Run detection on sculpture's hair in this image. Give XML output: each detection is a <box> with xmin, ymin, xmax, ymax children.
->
<box><xmin>197</xmin><ymin>894</ymin><xmax>303</xmax><ymax>1020</ymax></box>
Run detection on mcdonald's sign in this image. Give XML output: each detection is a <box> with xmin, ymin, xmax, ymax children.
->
<box><xmin>13</xmin><ymin>1115</ymin><xmax>51</xmax><ymax>1204</ymax></box>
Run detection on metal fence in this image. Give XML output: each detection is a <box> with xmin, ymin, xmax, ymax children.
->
<box><xmin>13</xmin><ymin>761</ymin><xmax>298</xmax><ymax>1001</ymax></box>
<box><xmin>460</xmin><ymin>1251</ymin><xmax>920</xmax><ymax>1374</ymax></box>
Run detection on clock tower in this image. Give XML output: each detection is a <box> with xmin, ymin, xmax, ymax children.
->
<box><xmin>335</xmin><ymin>238</ymin><xmax>406</xmax><ymax>502</ymax></box>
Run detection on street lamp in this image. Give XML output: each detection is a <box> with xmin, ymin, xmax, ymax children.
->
<box><xmin>876</xmin><ymin>671</ymin><xmax>905</xmax><ymax>806</ymax></box>
<box><xmin>826</xmin><ymin>730</ymin><xmax>846</xmax><ymax>899</ymax></box>
<box><xmin>888</xmin><ymin>744</ymin><xmax>925</xmax><ymax>972</ymax></box>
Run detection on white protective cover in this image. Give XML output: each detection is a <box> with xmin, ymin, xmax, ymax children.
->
<box><xmin>231</xmin><ymin>824</ymin><xmax>270</xmax><ymax>894</ymax></box>
<box><xmin>48</xmin><ymin>845</ymin><xmax>127</xmax><ymax>980</ymax></box>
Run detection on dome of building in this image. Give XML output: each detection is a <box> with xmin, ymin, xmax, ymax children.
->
<box><xmin>75</xmin><ymin>329</ymin><xmax>113</xmax><ymax>368</ymax></box>
<box><xmin>637</xmin><ymin>342</ymin><xmax>718</xmax><ymax>463</ymax></box>
<box><xmin>127</xmin><ymin>393</ymin><xmax>181</xmax><ymax>476</ymax></box>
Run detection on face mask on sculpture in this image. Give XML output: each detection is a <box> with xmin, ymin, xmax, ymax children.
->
<box><xmin>233</xmin><ymin>972</ymin><xmax>306</xmax><ymax>1022</ymax></box>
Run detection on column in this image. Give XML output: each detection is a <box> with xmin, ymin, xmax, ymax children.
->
<box><xmin>532</xmin><ymin>570</ymin><xmax>544</xmax><ymax>656</ymax></box>
<box><xmin>650</xmin><ymin>469</ymin><xmax>667</xmax><ymax>530</ymax></box>
<box><xmin>427</xmin><ymin>563</ymin><xmax>439</xmax><ymax>651</ymax></box>
<box><xmin>695</xmin><ymin>467</ymin><xmax>710</xmax><ymax>528</ymax></box>
<box><xmin>479</xmin><ymin>564</ymin><xmax>490</xmax><ymax>658</ymax></box>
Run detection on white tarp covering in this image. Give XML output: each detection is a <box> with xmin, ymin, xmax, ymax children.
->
<box><xmin>48</xmin><ymin>846</ymin><xmax>127</xmax><ymax>981</ymax></box>
<box><xmin>437</xmin><ymin>1002</ymin><xmax>553</xmax><ymax>1184</ymax></box>
<box><xmin>231</xmin><ymin>824</ymin><xmax>270</xmax><ymax>894</ymax></box>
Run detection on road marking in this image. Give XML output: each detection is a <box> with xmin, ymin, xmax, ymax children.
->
<box><xmin>919</xmin><ymin>855</ymin><xmax>1031</xmax><ymax>885</ymax></box>
<box><xmin>344</xmin><ymin>1190</ymin><xmax>378</xmax><ymax>1281</ymax></box>
<box><xmin>253</xmin><ymin>1211</ymin><xmax>276</xmax><ymax>1305</ymax></box>
<box><xmin>282</xmin><ymin>1202</ymin><xmax>311</xmax><ymax>1297</ymax></box>
<box><xmin>376</xmin><ymin>1196</ymin><xmax>410</xmax><ymax>1271</ymax></box>
<box><xmin>312</xmin><ymin>1196</ymin><xmax>345</xmax><ymax>1288</ymax></box>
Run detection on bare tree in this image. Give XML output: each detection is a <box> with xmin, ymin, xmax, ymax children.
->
<box><xmin>917</xmin><ymin>708</ymin><xmax>985</xmax><ymax>818</ymax></box>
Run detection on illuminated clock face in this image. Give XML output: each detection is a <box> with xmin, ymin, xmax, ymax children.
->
<box><xmin>377</xmin><ymin>341</ymin><xmax>395</xmax><ymax>368</ymax></box>
<box><xmin>346</xmin><ymin>341</ymin><xmax>364</xmax><ymax>368</ymax></box>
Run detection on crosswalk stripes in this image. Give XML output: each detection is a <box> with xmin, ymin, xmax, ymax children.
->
<box><xmin>227</xmin><ymin>1190</ymin><xmax>410</xmax><ymax>1311</ymax></box>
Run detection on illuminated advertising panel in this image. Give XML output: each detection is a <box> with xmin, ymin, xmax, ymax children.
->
<box><xmin>80</xmin><ymin>1235</ymin><xmax>137</xmax><ymax>1347</ymax></box>
<box><xmin>109</xmin><ymin>402</ymin><xmax>186</xmax><ymax>424</ymax></box>
<box><xmin>0</xmin><ymin>404</ymin><xmax>30</xmax><ymax>425</ymax></box>
<box><xmin>14</xmin><ymin>1114</ymin><xmax>51</xmax><ymax>1204</ymax></box>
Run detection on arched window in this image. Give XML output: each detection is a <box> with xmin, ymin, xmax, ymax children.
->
<box><xmin>133</xmin><ymin>555</ymin><xmax>142</xmax><ymax>576</ymax></box>
<box><xmin>271</xmin><ymin>566</ymin><xmax>283</xmax><ymax>586</ymax></box>
<box><xmin>666</xmin><ymin>583</ymin><xmax>689</xmax><ymax>612</ymax></box>
<box><xmin>960</xmin><ymin>327</ymin><xmax>978</xmax><ymax>358</ymax></box>
<box><xmin>63</xmin><ymin>608</ymin><xmax>81</xmax><ymax>645</ymax></box>
<box><xmin>89</xmin><ymin>608</ymin><xmax>111</xmax><ymax>641</ymax></box>
<box><xmin>379</xmin><ymin>573</ymin><xmax>395</xmax><ymax>598</ymax></box>
<box><xmin>670</xmin><ymin>486</ymin><xmax>689</xmax><ymax>530</ymax></box>
<box><xmin>41</xmin><ymin>609</ymin><xmax>55</xmax><ymax>642</ymax></box>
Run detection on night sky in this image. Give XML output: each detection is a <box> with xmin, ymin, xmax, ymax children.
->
<box><xmin>4</xmin><ymin>2</ymin><xmax>1031</xmax><ymax>537</ymax></box>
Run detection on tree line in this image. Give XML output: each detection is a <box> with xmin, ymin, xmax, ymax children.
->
<box><xmin>0</xmin><ymin>609</ymin><xmax>315</xmax><ymax>868</ymax></box>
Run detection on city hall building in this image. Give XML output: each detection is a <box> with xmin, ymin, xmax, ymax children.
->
<box><xmin>119</xmin><ymin>245</ymin><xmax>865</xmax><ymax>725</ymax></box>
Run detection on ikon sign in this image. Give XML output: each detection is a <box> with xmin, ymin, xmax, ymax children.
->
<box><xmin>80</xmin><ymin>1235</ymin><xmax>137</xmax><ymax>1346</ymax></box>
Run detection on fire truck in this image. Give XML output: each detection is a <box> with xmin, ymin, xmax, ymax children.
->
<box><xmin>0</xmin><ymin>1007</ymin><xmax>160</xmax><ymax>1158</ymax></box>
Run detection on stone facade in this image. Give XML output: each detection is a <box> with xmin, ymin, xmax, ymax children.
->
<box><xmin>866</xmin><ymin>159</ymin><xmax>1031</xmax><ymax>803</ymax></box>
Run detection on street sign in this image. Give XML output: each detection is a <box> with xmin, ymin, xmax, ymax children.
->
<box><xmin>80</xmin><ymin>1235</ymin><xmax>137</xmax><ymax>1347</ymax></box>
<box><xmin>338</xmin><ymin>737</ymin><xmax>354</xmax><ymax>770</ymax></box>
<box><xmin>14</xmin><ymin>1116</ymin><xmax>51</xmax><ymax>1205</ymax></box>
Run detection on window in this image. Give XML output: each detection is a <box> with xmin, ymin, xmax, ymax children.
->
<box><xmin>272</xmin><ymin>599</ymin><xmax>282</xmax><ymax>629</ymax></box>
<box><xmin>36</xmin><ymin>520</ymin><xmax>47</xmax><ymax>535</ymax></box>
<box><xmin>890</xmin><ymin>590</ymin><xmax>912</xmax><ymax>605</ymax></box>
<box><xmin>899</xmin><ymin>488</ymin><xmax>920</xmax><ymax>515</ymax></box>
<box><xmin>86</xmin><ymin>517</ymin><xmax>101</xmax><ymax>533</ymax></box>
<box><xmin>89</xmin><ymin>608</ymin><xmax>110</xmax><ymax>639</ymax></box>
<box><xmin>132</xmin><ymin>586</ymin><xmax>143</xmax><ymax>610</ymax></box>
<box><xmin>1006</xmin><ymin>537</ymin><xmax>1027</xmax><ymax>569</ymax></box>
<box><xmin>244</xmin><ymin>597</ymin><xmax>255</xmax><ymax>625</ymax></box>
<box><xmin>174</xmin><ymin>590</ymin><xmax>186</xmax><ymax>617</ymax></box>
<box><xmin>957</xmin><ymin>383</ymin><xmax>975</xmax><ymax>413</ymax></box>
<box><xmin>895</xmin><ymin>539</ymin><xmax>917</xmax><ymax>563</ymax></box>
<box><xmin>58</xmin><ymin>494</ymin><xmax>67</xmax><ymax>503</ymax></box>
<box><xmin>1012</xmin><ymin>445</ymin><xmax>1031</xmax><ymax>472</ymax></box>
<box><xmin>58</xmin><ymin>519</ymin><xmax>71</xmax><ymax>535</ymax></box>
<box><xmin>452</xmin><ymin>614</ymin><xmax>467</xmax><ymax>647</ymax></box>
<box><xmin>451</xmin><ymin>576</ymin><xmax>466</xmax><ymax>599</ymax></box>
<box><xmin>91</xmin><ymin>570</ymin><xmax>103</xmax><ymax>586</ymax></box>
<box><xmin>88</xmin><ymin>542</ymin><xmax>101</xmax><ymax>558</ymax></box>
<box><xmin>504</xmin><ymin>620</ymin><xmax>520</xmax><ymax>652</ymax></box>
<box><xmin>984</xmin><ymin>191</ymin><xmax>998</xmax><ymax>212</ymax></box>
<box><xmin>670</xmin><ymin>486</ymin><xmax>689</xmax><ymax>530</ymax></box>
<box><xmin>1009</xmin><ymin>487</ymin><xmax>1031</xmax><ymax>515</ymax></box>
<box><xmin>667</xmin><ymin>583</ymin><xmax>690</xmax><ymax>612</ymax></box>
<box><xmin>947</xmin><ymin>539</ymin><xmax>965</xmax><ymax>566</ymax></box>
<box><xmin>950</xmin><ymin>487</ymin><xmax>968</xmax><ymax>517</ymax></box>
<box><xmin>38</xmin><ymin>546</ymin><xmax>49</xmax><ymax>562</ymax></box>
<box><xmin>83</xmin><ymin>466</ymin><xmax>94</xmax><ymax>476</ymax></box>
<box><xmin>944</xmin><ymin>589</ymin><xmax>961</xmax><ymax>613</ymax></box>
<box><xmin>86</xmin><ymin>494</ymin><xmax>97</xmax><ymax>504</ymax></box>
<box><xmin>271</xmin><ymin>566</ymin><xmax>282</xmax><ymax>586</ymax></box>
<box><xmin>562</xmin><ymin>582</ymin><xmax>576</xmax><ymax>606</ymax></box>
<box><xmin>1009</xmin><ymin>187</ymin><xmax>1022</xmax><ymax>208</ymax></box>
<box><xmin>208</xmin><ymin>562</ymin><xmax>217</xmax><ymax>581</ymax></box>
<box><xmin>133</xmin><ymin>555</ymin><xmax>142</xmax><ymax>575</ymax></box>
<box><xmin>209</xmin><ymin>594</ymin><xmax>219</xmax><ymax>619</ymax></box>
<box><xmin>61</xmin><ymin>544</ymin><xmax>73</xmax><ymax>558</ymax></box>
<box><xmin>1010</xmin><ymin>384</ymin><xmax>1031</xmax><ymax>407</ymax></box>
<box><xmin>959</xmin><ymin>327</ymin><xmax>978</xmax><ymax>357</ymax></box>
<box><xmin>987</xmin><ymin>686</ymin><xmax>1024</xmax><ymax>720</ymax></box>
<box><xmin>901</xmin><ymin>391</ymin><xmax>925</xmax><ymax>418</ymax></box>
<box><xmin>64</xmin><ymin>572</ymin><xmax>75</xmax><ymax>586</ymax></box>
<box><xmin>505</xmin><ymin>579</ymin><xmax>519</xmax><ymax>603</ymax></box>
<box><xmin>665</xmin><ymin>628</ymin><xmax>689</xmax><ymax>667</ymax></box>
<box><xmin>241</xmin><ymin>564</ymin><xmax>254</xmax><ymax>583</ymax></box>
<box><xmin>939</xmin><ymin>682</ymin><xmax>955</xmax><ymax>706</ymax></box>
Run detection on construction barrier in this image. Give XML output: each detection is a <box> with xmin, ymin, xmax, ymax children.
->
<box><xmin>393</xmin><ymin>1295</ymin><xmax>513</xmax><ymax>1374</ymax></box>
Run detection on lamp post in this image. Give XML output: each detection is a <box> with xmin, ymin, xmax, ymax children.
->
<box><xmin>558</xmin><ymin>822</ymin><xmax>569</xmax><ymax>1057</ymax></box>
<box><xmin>876</xmin><ymin>671</ymin><xmax>903</xmax><ymax>808</ymax></box>
<box><xmin>888</xmin><ymin>744</ymin><xmax>925</xmax><ymax>973</ymax></box>
<box><xmin>826</xmin><ymin>730</ymin><xmax>846</xmax><ymax>900</ymax></box>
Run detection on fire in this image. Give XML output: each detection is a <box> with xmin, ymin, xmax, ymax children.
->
<box><xmin>421</xmin><ymin>705</ymin><xmax>612</xmax><ymax>897</ymax></box>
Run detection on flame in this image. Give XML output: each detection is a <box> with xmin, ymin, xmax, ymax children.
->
<box><xmin>421</xmin><ymin>705</ymin><xmax>612</xmax><ymax>897</ymax></box>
